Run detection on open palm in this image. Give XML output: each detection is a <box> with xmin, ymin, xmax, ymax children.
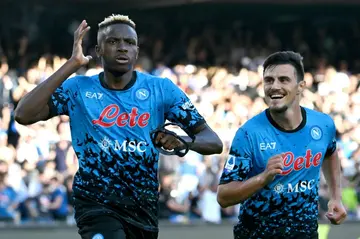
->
<box><xmin>70</xmin><ymin>20</ymin><xmax>92</xmax><ymax>66</ymax></box>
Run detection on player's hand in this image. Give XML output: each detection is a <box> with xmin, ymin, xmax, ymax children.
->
<box><xmin>260</xmin><ymin>154</ymin><xmax>283</xmax><ymax>185</ymax></box>
<box><xmin>70</xmin><ymin>20</ymin><xmax>92</xmax><ymax>67</ymax></box>
<box><xmin>154</xmin><ymin>132</ymin><xmax>186</xmax><ymax>152</ymax></box>
<box><xmin>326</xmin><ymin>199</ymin><xmax>347</xmax><ymax>225</ymax></box>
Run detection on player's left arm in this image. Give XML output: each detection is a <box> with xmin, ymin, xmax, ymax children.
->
<box><xmin>160</xmin><ymin>79</ymin><xmax>223</xmax><ymax>155</ymax></box>
<box><xmin>321</xmin><ymin>116</ymin><xmax>347</xmax><ymax>224</ymax></box>
<box><xmin>322</xmin><ymin>142</ymin><xmax>341</xmax><ymax>202</ymax></box>
<box><xmin>180</xmin><ymin>122</ymin><xmax>223</xmax><ymax>155</ymax></box>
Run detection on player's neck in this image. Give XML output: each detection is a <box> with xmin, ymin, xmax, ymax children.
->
<box><xmin>102</xmin><ymin>70</ymin><xmax>135</xmax><ymax>90</ymax></box>
<box><xmin>269</xmin><ymin>106</ymin><xmax>303</xmax><ymax>131</ymax></box>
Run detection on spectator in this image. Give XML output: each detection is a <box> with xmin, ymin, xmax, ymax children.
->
<box><xmin>0</xmin><ymin>11</ymin><xmax>360</xmax><ymax>224</ymax></box>
<box><xmin>0</xmin><ymin>160</ymin><xmax>19</xmax><ymax>223</ymax></box>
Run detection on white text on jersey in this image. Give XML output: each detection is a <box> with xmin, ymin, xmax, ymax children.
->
<box><xmin>260</xmin><ymin>142</ymin><xmax>276</xmax><ymax>151</ymax></box>
<box><xmin>86</xmin><ymin>91</ymin><xmax>103</xmax><ymax>100</ymax></box>
<box><xmin>99</xmin><ymin>137</ymin><xmax>147</xmax><ymax>153</ymax></box>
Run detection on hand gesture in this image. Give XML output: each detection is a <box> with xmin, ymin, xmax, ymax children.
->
<box><xmin>154</xmin><ymin>131</ymin><xmax>186</xmax><ymax>152</ymax></box>
<box><xmin>70</xmin><ymin>20</ymin><xmax>92</xmax><ymax>67</ymax></box>
<box><xmin>326</xmin><ymin>199</ymin><xmax>347</xmax><ymax>225</ymax></box>
<box><xmin>261</xmin><ymin>154</ymin><xmax>283</xmax><ymax>185</ymax></box>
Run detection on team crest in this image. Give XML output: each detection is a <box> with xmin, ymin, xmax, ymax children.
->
<box><xmin>92</xmin><ymin>234</ymin><xmax>104</xmax><ymax>239</ymax></box>
<box><xmin>310</xmin><ymin>126</ymin><xmax>322</xmax><ymax>140</ymax></box>
<box><xmin>136</xmin><ymin>88</ymin><xmax>150</xmax><ymax>100</ymax></box>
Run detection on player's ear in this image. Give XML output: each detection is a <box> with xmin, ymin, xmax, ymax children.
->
<box><xmin>95</xmin><ymin>45</ymin><xmax>101</xmax><ymax>58</ymax></box>
<box><xmin>135</xmin><ymin>46</ymin><xmax>139</xmax><ymax>60</ymax></box>
<box><xmin>297</xmin><ymin>80</ymin><xmax>306</xmax><ymax>95</ymax></box>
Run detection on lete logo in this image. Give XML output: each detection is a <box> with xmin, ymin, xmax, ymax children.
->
<box><xmin>92</xmin><ymin>104</ymin><xmax>150</xmax><ymax>128</ymax></box>
<box><xmin>281</xmin><ymin>150</ymin><xmax>322</xmax><ymax>175</ymax></box>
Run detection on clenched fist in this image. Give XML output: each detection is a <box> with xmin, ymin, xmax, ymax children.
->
<box><xmin>260</xmin><ymin>154</ymin><xmax>284</xmax><ymax>185</ymax></box>
<box><xmin>154</xmin><ymin>131</ymin><xmax>186</xmax><ymax>152</ymax></box>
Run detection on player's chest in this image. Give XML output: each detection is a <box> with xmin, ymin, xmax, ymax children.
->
<box><xmin>75</xmin><ymin>88</ymin><xmax>160</xmax><ymax>128</ymax></box>
<box><xmin>251</xmin><ymin>129</ymin><xmax>329</xmax><ymax>174</ymax></box>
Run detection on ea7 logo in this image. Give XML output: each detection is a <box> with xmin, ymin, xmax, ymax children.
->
<box><xmin>260</xmin><ymin>142</ymin><xmax>276</xmax><ymax>151</ymax></box>
<box><xmin>86</xmin><ymin>91</ymin><xmax>103</xmax><ymax>100</ymax></box>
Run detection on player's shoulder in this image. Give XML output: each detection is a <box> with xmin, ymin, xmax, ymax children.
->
<box><xmin>135</xmin><ymin>70</ymin><xmax>173</xmax><ymax>86</ymax></box>
<box><xmin>234</xmin><ymin>110</ymin><xmax>268</xmax><ymax>137</ymax></box>
<box><xmin>304</xmin><ymin>107</ymin><xmax>334</xmax><ymax>125</ymax></box>
<box><xmin>241</xmin><ymin>110</ymin><xmax>269</xmax><ymax>131</ymax></box>
<box><xmin>69</xmin><ymin>74</ymin><xmax>93</xmax><ymax>81</ymax></box>
<box><xmin>64</xmin><ymin>74</ymin><xmax>93</xmax><ymax>86</ymax></box>
<box><xmin>135</xmin><ymin>70</ymin><xmax>164</xmax><ymax>82</ymax></box>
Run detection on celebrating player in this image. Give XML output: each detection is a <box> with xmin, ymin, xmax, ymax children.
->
<box><xmin>14</xmin><ymin>15</ymin><xmax>223</xmax><ymax>239</ymax></box>
<box><xmin>217</xmin><ymin>51</ymin><xmax>346</xmax><ymax>239</ymax></box>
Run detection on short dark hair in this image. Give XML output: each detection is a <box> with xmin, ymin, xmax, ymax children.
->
<box><xmin>263</xmin><ymin>51</ymin><xmax>304</xmax><ymax>82</ymax></box>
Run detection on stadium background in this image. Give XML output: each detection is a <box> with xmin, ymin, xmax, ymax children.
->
<box><xmin>1</xmin><ymin>0</ymin><xmax>360</xmax><ymax>238</ymax></box>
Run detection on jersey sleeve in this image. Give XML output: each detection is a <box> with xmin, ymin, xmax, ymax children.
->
<box><xmin>163</xmin><ymin>78</ymin><xmax>205</xmax><ymax>131</ymax></box>
<box><xmin>219</xmin><ymin>128</ymin><xmax>253</xmax><ymax>185</ymax></box>
<box><xmin>47</xmin><ymin>76</ymin><xmax>77</xmax><ymax>117</ymax></box>
<box><xmin>325</xmin><ymin>116</ymin><xmax>337</xmax><ymax>157</ymax></box>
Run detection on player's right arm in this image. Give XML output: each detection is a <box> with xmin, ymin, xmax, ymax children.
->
<box><xmin>14</xmin><ymin>20</ymin><xmax>92</xmax><ymax>125</ymax></box>
<box><xmin>217</xmin><ymin>128</ymin><xmax>283</xmax><ymax>208</ymax></box>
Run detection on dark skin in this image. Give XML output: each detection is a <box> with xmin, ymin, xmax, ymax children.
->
<box><xmin>14</xmin><ymin>20</ymin><xmax>223</xmax><ymax>155</ymax></box>
<box><xmin>95</xmin><ymin>23</ymin><xmax>139</xmax><ymax>89</ymax></box>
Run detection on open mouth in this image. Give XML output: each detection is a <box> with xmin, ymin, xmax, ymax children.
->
<box><xmin>115</xmin><ymin>56</ymin><xmax>129</xmax><ymax>64</ymax></box>
<box><xmin>270</xmin><ymin>94</ymin><xmax>285</xmax><ymax>100</ymax></box>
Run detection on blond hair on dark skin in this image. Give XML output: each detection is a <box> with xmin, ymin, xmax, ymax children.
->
<box><xmin>98</xmin><ymin>14</ymin><xmax>136</xmax><ymax>29</ymax></box>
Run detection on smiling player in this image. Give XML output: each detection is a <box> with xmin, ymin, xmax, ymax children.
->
<box><xmin>14</xmin><ymin>14</ymin><xmax>223</xmax><ymax>239</ymax></box>
<box><xmin>217</xmin><ymin>51</ymin><xmax>347</xmax><ymax>239</ymax></box>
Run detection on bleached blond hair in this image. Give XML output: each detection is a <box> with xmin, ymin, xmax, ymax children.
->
<box><xmin>98</xmin><ymin>14</ymin><xmax>136</xmax><ymax>29</ymax></box>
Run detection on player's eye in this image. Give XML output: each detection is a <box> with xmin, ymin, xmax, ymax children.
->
<box><xmin>108</xmin><ymin>39</ymin><xmax>116</xmax><ymax>44</ymax></box>
<box><xmin>264</xmin><ymin>78</ymin><xmax>273</xmax><ymax>84</ymax></box>
<box><xmin>125</xmin><ymin>39</ymin><xmax>136</xmax><ymax>45</ymax></box>
<box><xmin>279</xmin><ymin>77</ymin><xmax>290</xmax><ymax>83</ymax></box>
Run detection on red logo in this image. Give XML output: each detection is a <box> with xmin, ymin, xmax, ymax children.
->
<box><xmin>281</xmin><ymin>150</ymin><xmax>322</xmax><ymax>175</ymax></box>
<box><xmin>92</xmin><ymin>104</ymin><xmax>150</xmax><ymax>128</ymax></box>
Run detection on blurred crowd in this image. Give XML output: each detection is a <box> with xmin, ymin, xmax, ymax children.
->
<box><xmin>0</xmin><ymin>14</ymin><xmax>360</xmax><ymax>225</ymax></box>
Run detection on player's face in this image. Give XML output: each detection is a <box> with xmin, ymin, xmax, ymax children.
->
<box><xmin>96</xmin><ymin>24</ymin><xmax>139</xmax><ymax>73</ymax></box>
<box><xmin>263</xmin><ymin>64</ymin><xmax>304</xmax><ymax>113</ymax></box>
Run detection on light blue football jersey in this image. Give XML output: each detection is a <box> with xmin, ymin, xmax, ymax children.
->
<box><xmin>48</xmin><ymin>71</ymin><xmax>205</xmax><ymax>230</ymax></box>
<box><xmin>219</xmin><ymin>107</ymin><xmax>337</xmax><ymax>238</ymax></box>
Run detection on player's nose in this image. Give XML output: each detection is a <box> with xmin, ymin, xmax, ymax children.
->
<box><xmin>270</xmin><ymin>79</ymin><xmax>282</xmax><ymax>90</ymax></box>
<box><xmin>116</xmin><ymin>42</ymin><xmax>128</xmax><ymax>53</ymax></box>
<box><xmin>117</xmin><ymin>48</ymin><xmax>128</xmax><ymax>54</ymax></box>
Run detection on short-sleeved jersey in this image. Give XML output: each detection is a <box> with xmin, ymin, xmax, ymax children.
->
<box><xmin>219</xmin><ymin>107</ymin><xmax>337</xmax><ymax>238</ymax></box>
<box><xmin>48</xmin><ymin>71</ymin><xmax>205</xmax><ymax>231</ymax></box>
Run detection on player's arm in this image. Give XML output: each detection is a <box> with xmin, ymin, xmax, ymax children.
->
<box><xmin>322</xmin><ymin>145</ymin><xmax>341</xmax><ymax>201</ymax></box>
<box><xmin>322</xmin><ymin>117</ymin><xmax>342</xmax><ymax>201</ymax></box>
<box><xmin>217</xmin><ymin>128</ymin><xmax>283</xmax><ymax>208</ymax></box>
<box><xmin>180</xmin><ymin>123</ymin><xmax>222</xmax><ymax>155</ymax></box>
<box><xmin>321</xmin><ymin>118</ymin><xmax>347</xmax><ymax>224</ymax></box>
<box><xmin>14</xmin><ymin>20</ymin><xmax>91</xmax><ymax>125</ymax></box>
<box><xmin>161</xmin><ymin>79</ymin><xmax>223</xmax><ymax>155</ymax></box>
<box><xmin>217</xmin><ymin>128</ymin><xmax>259</xmax><ymax>208</ymax></box>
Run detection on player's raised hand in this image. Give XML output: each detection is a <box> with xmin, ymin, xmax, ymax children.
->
<box><xmin>70</xmin><ymin>20</ymin><xmax>92</xmax><ymax>66</ymax></box>
<box><xmin>326</xmin><ymin>200</ymin><xmax>347</xmax><ymax>225</ymax></box>
<box><xmin>261</xmin><ymin>154</ymin><xmax>283</xmax><ymax>184</ymax></box>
